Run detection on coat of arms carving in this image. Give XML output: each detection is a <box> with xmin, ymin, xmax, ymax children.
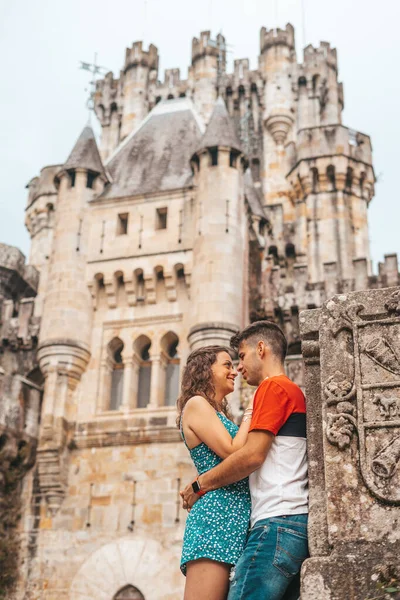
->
<box><xmin>323</xmin><ymin>290</ymin><xmax>400</xmax><ymax>504</ymax></box>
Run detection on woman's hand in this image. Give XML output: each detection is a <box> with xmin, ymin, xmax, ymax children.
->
<box><xmin>180</xmin><ymin>483</ymin><xmax>200</xmax><ymax>511</ymax></box>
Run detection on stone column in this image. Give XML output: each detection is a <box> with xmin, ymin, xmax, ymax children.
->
<box><xmin>97</xmin><ymin>356</ymin><xmax>113</xmax><ymax>412</ymax></box>
<box><xmin>148</xmin><ymin>354</ymin><xmax>166</xmax><ymax>408</ymax></box>
<box><xmin>299</xmin><ymin>285</ymin><xmax>400</xmax><ymax>599</ymax></box>
<box><xmin>121</xmin><ymin>355</ymin><xmax>134</xmax><ymax>411</ymax></box>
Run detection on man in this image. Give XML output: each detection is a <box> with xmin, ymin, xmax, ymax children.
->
<box><xmin>181</xmin><ymin>321</ymin><xmax>309</xmax><ymax>600</ymax></box>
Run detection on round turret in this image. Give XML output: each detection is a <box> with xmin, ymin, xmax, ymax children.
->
<box><xmin>189</xmin><ymin>97</ymin><xmax>247</xmax><ymax>349</ymax></box>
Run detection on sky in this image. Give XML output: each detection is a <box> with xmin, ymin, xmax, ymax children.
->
<box><xmin>1</xmin><ymin>0</ymin><xmax>399</xmax><ymax>269</ymax></box>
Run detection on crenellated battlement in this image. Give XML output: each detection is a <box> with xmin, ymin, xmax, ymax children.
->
<box><xmin>0</xmin><ymin>244</ymin><xmax>39</xmax><ymax>297</ymax></box>
<box><xmin>287</xmin><ymin>125</ymin><xmax>375</xmax><ymax>201</ymax></box>
<box><xmin>0</xmin><ymin>297</ymin><xmax>39</xmax><ymax>350</ymax></box>
<box><xmin>191</xmin><ymin>31</ymin><xmax>225</xmax><ymax>64</ymax></box>
<box><xmin>259</xmin><ymin>253</ymin><xmax>399</xmax><ymax>350</ymax></box>
<box><xmin>303</xmin><ymin>42</ymin><xmax>338</xmax><ymax>72</ymax></box>
<box><xmin>94</xmin><ymin>72</ymin><xmax>121</xmax><ymax>127</ymax></box>
<box><xmin>260</xmin><ymin>23</ymin><xmax>295</xmax><ymax>54</ymax></box>
<box><xmin>26</xmin><ymin>165</ymin><xmax>60</xmax><ymax>210</ymax></box>
<box><xmin>123</xmin><ymin>41</ymin><xmax>159</xmax><ymax>73</ymax></box>
<box><xmin>0</xmin><ymin>244</ymin><xmax>40</xmax><ymax>350</ymax></box>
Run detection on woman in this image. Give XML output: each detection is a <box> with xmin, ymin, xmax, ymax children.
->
<box><xmin>177</xmin><ymin>345</ymin><xmax>253</xmax><ymax>600</ymax></box>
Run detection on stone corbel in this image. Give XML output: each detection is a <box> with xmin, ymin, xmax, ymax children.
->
<box><xmin>103</xmin><ymin>276</ymin><xmax>117</xmax><ymax>309</ymax></box>
<box><xmin>164</xmin><ymin>271</ymin><xmax>177</xmax><ymax>302</ymax></box>
<box><xmin>144</xmin><ymin>274</ymin><xmax>156</xmax><ymax>304</ymax></box>
<box><xmin>124</xmin><ymin>277</ymin><xmax>137</xmax><ymax>307</ymax></box>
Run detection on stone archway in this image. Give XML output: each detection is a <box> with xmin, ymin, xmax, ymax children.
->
<box><xmin>69</xmin><ymin>537</ymin><xmax>183</xmax><ymax>600</ymax></box>
<box><xmin>114</xmin><ymin>584</ymin><xmax>145</xmax><ymax>600</ymax></box>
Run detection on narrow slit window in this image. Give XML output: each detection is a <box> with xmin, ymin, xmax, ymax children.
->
<box><xmin>209</xmin><ymin>147</ymin><xmax>218</xmax><ymax>166</ymax></box>
<box><xmin>86</xmin><ymin>172</ymin><xmax>96</xmax><ymax>189</ymax></box>
<box><xmin>117</xmin><ymin>213</ymin><xmax>129</xmax><ymax>235</ymax></box>
<box><xmin>156</xmin><ymin>207</ymin><xmax>168</xmax><ymax>230</ymax></box>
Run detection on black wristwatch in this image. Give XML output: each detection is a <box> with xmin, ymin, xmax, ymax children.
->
<box><xmin>191</xmin><ymin>477</ymin><xmax>205</xmax><ymax>496</ymax></box>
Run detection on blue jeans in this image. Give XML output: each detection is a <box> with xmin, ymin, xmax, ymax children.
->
<box><xmin>228</xmin><ymin>514</ymin><xmax>309</xmax><ymax>600</ymax></box>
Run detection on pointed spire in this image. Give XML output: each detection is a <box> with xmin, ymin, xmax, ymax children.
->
<box><xmin>195</xmin><ymin>96</ymin><xmax>243</xmax><ymax>154</ymax></box>
<box><xmin>63</xmin><ymin>126</ymin><xmax>107</xmax><ymax>178</ymax></box>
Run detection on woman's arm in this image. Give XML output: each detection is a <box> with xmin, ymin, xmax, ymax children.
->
<box><xmin>183</xmin><ymin>395</ymin><xmax>253</xmax><ymax>460</ymax></box>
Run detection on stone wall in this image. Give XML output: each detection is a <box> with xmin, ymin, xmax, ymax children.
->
<box><xmin>300</xmin><ymin>286</ymin><xmax>400</xmax><ymax>599</ymax></box>
<box><xmin>0</xmin><ymin>244</ymin><xmax>41</xmax><ymax>599</ymax></box>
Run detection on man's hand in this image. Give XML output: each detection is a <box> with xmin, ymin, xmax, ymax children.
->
<box><xmin>180</xmin><ymin>481</ymin><xmax>200</xmax><ymax>511</ymax></box>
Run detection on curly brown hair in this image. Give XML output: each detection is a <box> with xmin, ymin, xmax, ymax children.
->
<box><xmin>176</xmin><ymin>345</ymin><xmax>233</xmax><ymax>428</ymax></box>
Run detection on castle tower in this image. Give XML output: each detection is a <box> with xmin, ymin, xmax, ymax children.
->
<box><xmin>25</xmin><ymin>165</ymin><xmax>61</xmax><ymax>316</ymax></box>
<box><xmin>94</xmin><ymin>71</ymin><xmax>122</xmax><ymax>161</ymax></box>
<box><xmin>288</xmin><ymin>125</ymin><xmax>375</xmax><ymax>282</ymax></box>
<box><xmin>259</xmin><ymin>24</ymin><xmax>296</xmax><ymax>207</ymax></box>
<box><xmin>120</xmin><ymin>42</ymin><xmax>159</xmax><ymax>141</ymax></box>
<box><xmin>191</xmin><ymin>32</ymin><xmax>226</xmax><ymax>123</ymax></box>
<box><xmin>36</xmin><ymin>125</ymin><xmax>108</xmax><ymax>513</ymax></box>
<box><xmin>188</xmin><ymin>97</ymin><xmax>247</xmax><ymax>349</ymax></box>
<box><xmin>296</xmin><ymin>43</ymin><xmax>343</xmax><ymax>131</ymax></box>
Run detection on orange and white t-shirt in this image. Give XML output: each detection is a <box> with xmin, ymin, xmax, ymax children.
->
<box><xmin>248</xmin><ymin>375</ymin><xmax>308</xmax><ymax>526</ymax></box>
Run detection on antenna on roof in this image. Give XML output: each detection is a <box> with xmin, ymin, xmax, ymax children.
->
<box><xmin>79</xmin><ymin>53</ymin><xmax>109</xmax><ymax>123</ymax></box>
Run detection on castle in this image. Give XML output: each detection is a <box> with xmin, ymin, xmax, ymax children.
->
<box><xmin>0</xmin><ymin>23</ymin><xmax>399</xmax><ymax>599</ymax></box>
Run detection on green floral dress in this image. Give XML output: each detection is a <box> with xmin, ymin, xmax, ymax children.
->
<box><xmin>180</xmin><ymin>412</ymin><xmax>251</xmax><ymax>575</ymax></box>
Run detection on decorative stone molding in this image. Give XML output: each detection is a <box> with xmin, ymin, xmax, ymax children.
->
<box><xmin>69</xmin><ymin>537</ymin><xmax>182</xmax><ymax>600</ymax></box>
<box><xmin>264</xmin><ymin>112</ymin><xmax>294</xmax><ymax>146</ymax></box>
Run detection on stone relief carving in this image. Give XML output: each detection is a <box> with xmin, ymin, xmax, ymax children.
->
<box><xmin>371</xmin><ymin>435</ymin><xmax>400</xmax><ymax>480</ymax></box>
<box><xmin>323</xmin><ymin>292</ymin><xmax>400</xmax><ymax>503</ymax></box>
<box><xmin>385</xmin><ymin>289</ymin><xmax>400</xmax><ymax>315</ymax></box>
<box><xmin>324</xmin><ymin>371</ymin><xmax>357</xmax><ymax>450</ymax></box>
<box><xmin>372</xmin><ymin>393</ymin><xmax>399</xmax><ymax>419</ymax></box>
<box><xmin>364</xmin><ymin>337</ymin><xmax>400</xmax><ymax>376</ymax></box>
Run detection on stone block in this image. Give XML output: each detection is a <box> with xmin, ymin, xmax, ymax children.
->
<box><xmin>300</xmin><ymin>286</ymin><xmax>400</xmax><ymax>599</ymax></box>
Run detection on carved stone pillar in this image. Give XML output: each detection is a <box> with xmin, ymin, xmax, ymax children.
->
<box><xmin>299</xmin><ymin>286</ymin><xmax>400</xmax><ymax>599</ymax></box>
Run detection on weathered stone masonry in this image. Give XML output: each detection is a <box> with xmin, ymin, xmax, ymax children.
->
<box><xmin>4</xmin><ymin>21</ymin><xmax>400</xmax><ymax>600</ymax></box>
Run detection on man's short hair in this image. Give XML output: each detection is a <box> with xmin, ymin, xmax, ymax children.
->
<box><xmin>230</xmin><ymin>320</ymin><xmax>288</xmax><ymax>363</ymax></box>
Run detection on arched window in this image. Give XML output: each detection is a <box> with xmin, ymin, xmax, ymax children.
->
<box><xmin>167</xmin><ymin>94</ymin><xmax>174</xmax><ymax>100</ymax></box>
<box><xmin>298</xmin><ymin>76</ymin><xmax>307</xmax><ymax>87</ymax></box>
<box><xmin>326</xmin><ymin>165</ymin><xmax>336</xmax><ymax>191</ymax></box>
<box><xmin>209</xmin><ymin>147</ymin><xmax>218</xmax><ymax>166</ymax></box>
<box><xmin>345</xmin><ymin>167</ymin><xmax>353</xmax><ymax>191</ymax></box>
<box><xmin>134</xmin><ymin>336</ymin><xmax>152</xmax><ymax>408</ymax></box>
<box><xmin>285</xmin><ymin>243</ymin><xmax>296</xmax><ymax>258</ymax></box>
<box><xmin>251</xmin><ymin>158</ymin><xmax>260</xmax><ymax>182</ymax></box>
<box><xmin>311</xmin><ymin>167</ymin><xmax>319</xmax><ymax>193</ymax></box>
<box><xmin>135</xmin><ymin>269</ymin><xmax>145</xmax><ymax>302</ymax></box>
<box><xmin>155</xmin><ymin>96</ymin><xmax>162</xmax><ymax>104</ymax></box>
<box><xmin>109</xmin><ymin>338</ymin><xmax>124</xmax><ymax>410</ymax></box>
<box><xmin>113</xmin><ymin>585</ymin><xmax>145</xmax><ymax>600</ymax></box>
<box><xmin>359</xmin><ymin>171</ymin><xmax>366</xmax><ymax>198</ymax></box>
<box><xmin>161</xmin><ymin>332</ymin><xmax>180</xmax><ymax>406</ymax></box>
<box><xmin>268</xmin><ymin>245</ymin><xmax>278</xmax><ymax>259</ymax></box>
<box><xmin>312</xmin><ymin>74</ymin><xmax>319</xmax><ymax>95</ymax></box>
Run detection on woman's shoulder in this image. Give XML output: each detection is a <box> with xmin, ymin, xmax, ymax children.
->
<box><xmin>185</xmin><ymin>395</ymin><xmax>212</xmax><ymax>412</ymax></box>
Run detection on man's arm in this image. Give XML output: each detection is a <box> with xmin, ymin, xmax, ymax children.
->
<box><xmin>181</xmin><ymin>430</ymin><xmax>274</xmax><ymax>509</ymax></box>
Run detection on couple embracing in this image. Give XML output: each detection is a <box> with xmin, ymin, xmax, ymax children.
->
<box><xmin>178</xmin><ymin>321</ymin><xmax>309</xmax><ymax>600</ymax></box>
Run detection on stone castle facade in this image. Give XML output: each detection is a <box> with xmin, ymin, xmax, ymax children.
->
<box><xmin>1</xmin><ymin>22</ymin><xmax>399</xmax><ymax>599</ymax></box>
